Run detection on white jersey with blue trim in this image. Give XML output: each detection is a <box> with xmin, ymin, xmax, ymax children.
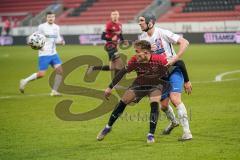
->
<box><xmin>139</xmin><ymin>27</ymin><xmax>180</xmax><ymax>58</ymax></box>
<box><xmin>37</xmin><ymin>22</ymin><xmax>62</xmax><ymax>57</ymax></box>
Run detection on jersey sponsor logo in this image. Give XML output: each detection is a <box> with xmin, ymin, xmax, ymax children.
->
<box><xmin>154</xmin><ymin>38</ymin><xmax>163</xmax><ymax>50</ymax></box>
<box><xmin>173</xmin><ymin>88</ymin><xmax>180</xmax><ymax>90</ymax></box>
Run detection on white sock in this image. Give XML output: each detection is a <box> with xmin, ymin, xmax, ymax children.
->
<box><xmin>53</xmin><ymin>74</ymin><xmax>62</xmax><ymax>91</ymax></box>
<box><xmin>147</xmin><ymin>133</ymin><xmax>153</xmax><ymax>136</ymax></box>
<box><xmin>106</xmin><ymin>124</ymin><xmax>111</xmax><ymax>128</ymax></box>
<box><xmin>177</xmin><ymin>103</ymin><xmax>191</xmax><ymax>134</ymax></box>
<box><xmin>24</xmin><ymin>73</ymin><xmax>37</xmax><ymax>83</ymax></box>
<box><xmin>162</xmin><ymin>105</ymin><xmax>178</xmax><ymax>124</ymax></box>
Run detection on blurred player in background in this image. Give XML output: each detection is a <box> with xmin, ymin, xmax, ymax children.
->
<box><xmin>97</xmin><ymin>40</ymin><xmax>171</xmax><ymax>143</ymax></box>
<box><xmin>19</xmin><ymin>11</ymin><xmax>65</xmax><ymax>96</ymax></box>
<box><xmin>138</xmin><ymin>12</ymin><xmax>192</xmax><ymax>141</ymax></box>
<box><xmin>87</xmin><ymin>10</ymin><xmax>126</xmax><ymax>77</ymax></box>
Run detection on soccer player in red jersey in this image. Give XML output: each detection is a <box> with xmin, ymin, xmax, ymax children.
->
<box><xmin>87</xmin><ymin>10</ymin><xmax>125</xmax><ymax>76</ymax></box>
<box><xmin>96</xmin><ymin>40</ymin><xmax>171</xmax><ymax>143</ymax></box>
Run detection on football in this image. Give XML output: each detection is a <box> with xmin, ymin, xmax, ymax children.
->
<box><xmin>28</xmin><ymin>32</ymin><xmax>46</xmax><ymax>50</ymax></box>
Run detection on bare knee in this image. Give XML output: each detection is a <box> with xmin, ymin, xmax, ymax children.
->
<box><xmin>112</xmin><ymin>58</ymin><xmax>124</xmax><ymax>70</ymax></box>
<box><xmin>55</xmin><ymin>66</ymin><xmax>63</xmax><ymax>74</ymax></box>
<box><xmin>160</xmin><ymin>98</ymin><xmax>169</xmax><ymax>111</ymax></box>
<box><xmin>149</xmin><ymin>89</ymin><xmax>161</xmax><ymax>103</ymax></box>
<box><xmin>149</xmin><ymin>97</ymin><xmax>160</xmax><ymax>103</ymax></box>
<box><xmin>121</xmin><ymin>90</ymin><xmax>136</xmax><ymax>104</ymax></box>
<box><xmin>120</xmin><ymin>98</ymin><xmax>131</xmax><ymax>105</ymax></box>
<box><xmin>170</xmin><ymin>93</ymin><xmax>182</xmax><ymax>107</ymax></box>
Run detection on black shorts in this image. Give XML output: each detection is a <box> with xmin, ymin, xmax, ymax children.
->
<box><xmin>105</xmin><ymin>45</ymin><xmax>120</xmax><ymax>61</ymax></box>
<box><xmin>129</xmin><ymin>80</ymin><xmax>171</xmax><ymax>103</ymax></box>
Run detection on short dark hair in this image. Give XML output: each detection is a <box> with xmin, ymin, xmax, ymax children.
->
<box><xmin>134</xmin><ymin>40</ymin><xmax>151</xmax><ymax>52</ymax></box>
<box><xmin>46</xmin><ymin>11</ymin><xmax>54</xmax><ymax>16</ymax></box>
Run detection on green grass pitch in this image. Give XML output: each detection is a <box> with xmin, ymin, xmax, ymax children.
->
<box><xmin>0</xmin><ymin>44</ymin><xmax>240</xmax><ymax>160</ymax></box>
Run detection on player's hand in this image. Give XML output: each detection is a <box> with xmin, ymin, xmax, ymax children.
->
<box><xmin>104</xmin><ymin>87</ymin><xmax>112</xmax><ymax>100</ymax></box>
<box><xmin>123</xmin><ymin>40</ymin><xmax>129</xmax><ymax>46</ymax></box>
<box><xmin>165</xmin><ymin>56</ymin><xmax>178</xmax><ymax>66</ymax></box>
<box><xmin>151</xmin><ymin>43</ymin><xmax>157</xmax><ymax>51</ymax></box>
<box><xmin>184</xmin><ymin>81</ymin><xmax>192</xmax><ymax>95</ymax></box>
<box><xmin>61</xmin><ymin>40</ymin><xmax>65</xmax><ymax>45</ymax></box>
<box><xmin>112</xmin><ymin>35</ymin><xmax>118</xmax><ymax>41</ymax></box>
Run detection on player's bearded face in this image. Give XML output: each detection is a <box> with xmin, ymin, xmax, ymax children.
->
<box><xmin>46</xmin><ymin>14</ymin><xmax>55</xmax><ymax>24</ymax></box>
<box><xmin>138</xmin><ymin>17</ymin><xmax>147</xmax><ymax>31</ymax></box>
<box><xmin>135</xmin><ymin>47</ymin><xmax>149</xmax><ymax>62</ymax></box>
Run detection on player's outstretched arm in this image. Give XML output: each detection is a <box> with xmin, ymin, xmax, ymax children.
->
<box><xmin>104</xmin><ymin>67</ymin><xmax>128</xmax><ymax>100</ymax></box>
<box><xmin>166</xmin><ymin>37</ymin><xmax>189</xmax><ymax>66</ymax></box>
<box><xmin>108</xmin><ymin>67</ymin><xmax>128</xmax><ymax>89</ymax></box>
<box><xmin>176</xmin><ymin>37</ymin><xmax>189</xmax><ymax>58</ymax></box>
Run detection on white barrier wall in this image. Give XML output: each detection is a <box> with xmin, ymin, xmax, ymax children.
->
<box><xmin>12</xmin><ymin>20</ymin><xmax>240</xmax><ymax>36</ymax></box>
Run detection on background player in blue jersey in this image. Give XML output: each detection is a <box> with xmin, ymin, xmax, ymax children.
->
<box><xmin>19</xmin><ymin>11</ymin><xmax>65</xmax><ymax>96</ymax></box>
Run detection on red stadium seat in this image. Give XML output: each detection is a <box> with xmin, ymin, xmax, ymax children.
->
<box><xmin>0</xmin><ymin>0</ymin><xmax>86</xmax><ymax>26</ymax></box>
<box><xmin>58</xmin><ymin>0</ymin><xmax>154</xmax><ymax>25</ymax></box>
<box><xmin>158</xmin><ymin>0</ymin><xmax>240</xmax><ymax>22</ymax></box>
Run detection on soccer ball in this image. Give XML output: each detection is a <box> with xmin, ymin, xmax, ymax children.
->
<box><xmin>28</xmin><ymin>33</ymin><xmax>46</xmax><ymax>50</ymax></box>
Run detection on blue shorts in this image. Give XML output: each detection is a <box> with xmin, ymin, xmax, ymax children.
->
<box><xmin>161</xmin><ymin>67</ymin><xmax>184</xmax><ymax>100</ymax></box>
<box><xmin>38</xmin><ymin>54</ymin><xmax>62</xmax><ymax>71</ymax></box>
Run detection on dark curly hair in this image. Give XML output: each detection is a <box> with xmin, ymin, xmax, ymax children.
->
<box><xmin>134</xmin><ymin>40</ymin><xmax>151</xmax><ymax>52</ymax></box>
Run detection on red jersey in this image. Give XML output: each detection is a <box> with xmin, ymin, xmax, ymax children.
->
<box><xmin>105</xmin><ymin>21</ymin><xmax>122</xmax><ymax>48</ymax></box>
<box><xmin>4</xmin><ymin>19</ymin><xmax>11</xmax><ymax>29</ymax></box>
<box><xmin>127</xmin><ymin>54</ymin><xmax>169</xmax><ymax>85</ymax></box>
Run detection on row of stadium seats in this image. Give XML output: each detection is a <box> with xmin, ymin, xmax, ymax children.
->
<box><xmin>1</xmin><ymin>0</ymin><xmax>239</xmax><ymax>26</ymax></box>
<box><xmin>67</xmin><ymin>0</ymin><xmax>97</xmax><ymax>17</ymax></box>
<box><xmin>158</xmin><ymin>0</ymin><xmax>240</xmax><ymax>22</ymax></box>
<box><xmin>57</xmin><ymin>0</ymin><xmax>153</xmax><ymax>24</ymax></box>
<box><xmin>0</xmin><ymin>0</ymin><xmax>85</xmax><ymax>27</ymax></box>
<box><xmin>183</xmin><ymin>0</ymin><xmax>240</xmax><ymax>12</ymax></box>
<box><xmin>1</xmin><ymin>0</ymin><xmax>153</xmax><ymax>25</ymax></box>
<box><xmin>0</xmin><ymin>0</ymin><xmax>53</xmax><ymax>14</ymax></box>
<box><xmin>62</xmin><ymin>0</ymin><xmax>85</xmax><ymax>9</ymax></box>
<box><xmin>165</xmin><ymin>11</ymin><xmax>240</xmax><ymax>21</ymax></box>
<box><xmin>0</xmin><ymin>0</ymin><xmax>55</xmax><ymax>27</ymax></box>
<box><xmin>1</xmin><ymin>15</ymin><xmax>26</xmax><ymax>21</ymax></box>
<box><xmin>0</xmin><ymin>0</ymin><xmax>85</xmax><ymax>12</ymax></box>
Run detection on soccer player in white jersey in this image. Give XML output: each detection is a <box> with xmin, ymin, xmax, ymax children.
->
<box><xmin>138</xmin><ymin>12</ymin><xmax>192</xmax><ymax>141</ymax></box>
<box><xmin>19</xmin><ymin>11</ymin><xmax>65</xmax><ymax>96</ymax></box>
